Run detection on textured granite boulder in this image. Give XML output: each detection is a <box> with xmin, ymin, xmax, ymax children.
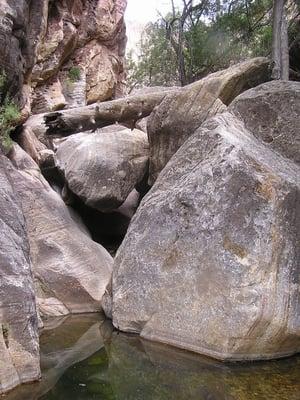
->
<box><xmin>147</xmin><ymin>57</ymin><xmax>270</xmax><ymax>184</ymax></box>
<box><xmin>110</xmin><ymin>112</ymin><xmax>300</xmax><ymax>361</ymax></box>
<box><xmin>230</xmin><ymin>80</ymin><xmax>300</xmax><ymax>165</ymax></box>
<box><xmin>56</xmin><ymin>125</ymin><xmax>149</xmax><ymax>212</ymax></box>
<box><xmin>11</xmin><ymin>145</ymin><xmax>113</xmax><ymax>317</ymax></box>
<box><xmin>0</xmin><ymin>154</ymin><xmax>40</xmax><ymax>394</ymax></box>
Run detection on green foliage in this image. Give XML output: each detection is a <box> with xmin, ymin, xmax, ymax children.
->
<box><xmin>68</xmin><ymin>66</ymin><xmax>81</xmax><ymax>83</ymax></box>
<box><xmin>0</xmin><ymin>71</ymin><xmax>20</xmax><ymax>154</ymax></box>
<box><xmin>183</xmin><ymin>0</ymin><xmax>273</xmax><ymax>79</ymax></box>
<box><xmin>127</xmin><ymin>19</ymin><xmax>178</xmax><ymax>89</ymax></box>
<box><xmin>127</xmin><ymin>0</ymin><xmax>275</xmax><ymax>87</ymax></box>
<box><xmin>0</xmin><ymin>99</ymin><xmax>20</xmax><ymax>153</ymax></box>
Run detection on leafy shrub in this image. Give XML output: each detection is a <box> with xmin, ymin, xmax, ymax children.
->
<box><xmin>0</xmin><ymin>99</ymin><xmax>20</xmax><ymax>153</ymax></box>
<box><xmin>0</xmin><ymin>71</ymin><xmax>20</xmax><ymax>154</ymax></box>
<box><xmin>68</xmin><ymin>66</ymin><xmax>81</xmax><ymax>82</ymax></box>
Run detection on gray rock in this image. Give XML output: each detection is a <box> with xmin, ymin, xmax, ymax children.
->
<box><xmin>130</xmin><ymin>86</ymin><xmax>179</xmax><ymax>96</ymax></box>
<box><xmin>229</xmin><ymin>80</ymin><xmax>300</xmax><ymax>165</ymax></box>
<box><xmin>0</xmin><ymin>154</ymin><xmax>40</xmax><ymax>394</ymax></box>
<box><xmin>111</xmin><ymin>112</ymin><xmax>300</xmax><ymax>361</ymax></box>
<box><xmin>11</xmin><ymin>145</ymin><xmax>113</xmax><ymax>317</ymax></box>
<box><xmin>147</xmin><ymin>57</ymin><xmax>270</xmax><ymax>184</ymax></box>
<box><xmin>0</xmin><ymin>1</ymin><xmax>34</xmax><ymax>98</ymax></box>
<box><xmin>56</xmin><ymin>125</ymin><xmax>149</xmax><ymax>212</ymax></box>
<box><xmin>135</xmin><ymin>116</ymin><xmax>149</xmax><ymax>133</ymax></box>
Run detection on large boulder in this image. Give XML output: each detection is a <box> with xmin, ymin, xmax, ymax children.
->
<box><xmin>110</xmin><ymin>111</ymin><xmax>300</xmax><ymax>361</ymax></box>
<box><xmin>0</xmin><ymin>154</ymin><xmax>40</xmax><ymax>394</ymax></box>
<box><xmin>147</xmin><ymin>57</ymin><xmax>270</xmax><ymax>184</ymax></box>
<box><xmin>11</xmin><ymin>145</ymin><xmax>113</xmax><ymax>317</ymax></box>
<box><xmin>229</xmin><ymin>80</ymin><xmax>300</xmax><ymax>165</ymax></box>
<box><xmin>56</xmin><ymin>125</ymin><xmax>149</xmax><ymax>212</ymax></box>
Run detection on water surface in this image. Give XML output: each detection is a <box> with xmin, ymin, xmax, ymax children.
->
<box><xmin>5</xmin><ymin>314</ymin><xmax>300</xmax><ymax>400</ymax></box>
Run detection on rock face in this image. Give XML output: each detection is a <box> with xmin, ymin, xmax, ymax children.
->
<box><xmin>56</xmin><ymin>125</ymin><xmax>149</xmax><ymax>212</ymax></box>
<box><xmin>147</xmin><ymin>57</ymin><xmax>270</xmax><ymax>184</ymax></box>
<box><xmin>0</xmin><ymin>154</ymin><xmax>40</xmax><ymax>394</ymax></box>
<box><xmin>110</xmin><ymin>111</ymin><xmax>300</xmax><ymax>361</ymax></box>
<box><xmin>0</xmin><ymin>0</ymin><xmax>37</xmax><ymax>105</ymax></box>
<box><xmin>11</xmin><ymin>145</ymin><xmax>113</xmax><ymax>317</ymax></box>
<box><xmin>229</xmin><ymin>80</ymin><xmax>300</xmax><ymax>165</ymax></box>
<box><xmin>0</xmin><ymin>0</ymin><xmax>127</xmax><ymax>116</ymax></box>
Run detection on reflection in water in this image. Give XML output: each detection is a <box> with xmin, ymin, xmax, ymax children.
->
<box><xmin>5</xmin><ymin>314</ymin><xmax>105</xmax><ymax>400</ymax></box>
<box><xmin>4</xmin><ymin>315</ymin><xmax>300</xmax><ymax>400</ymax></box>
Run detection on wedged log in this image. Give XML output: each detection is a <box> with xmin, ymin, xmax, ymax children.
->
<box><xmin>24</xmin><ymin>90</ymin><xmax>178</xmax><ymax>145</ymax></box>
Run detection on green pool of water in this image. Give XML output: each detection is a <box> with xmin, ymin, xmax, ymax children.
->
<box><xmin>5</xmin><ymin>314</ymin><xmax>300</xmax><ymax>400</ymax></box>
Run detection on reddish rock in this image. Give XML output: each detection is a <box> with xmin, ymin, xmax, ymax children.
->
<box><xmin>0</xmin><ymin>0</ymin><xmax>127</xmax><ymax>114</ymax></box>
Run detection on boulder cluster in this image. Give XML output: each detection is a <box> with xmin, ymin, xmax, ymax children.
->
<box><xmin>108</xmin><ymin>68</ymin><xmax>300</xmax><ymax>362</ymax></box>
<box><xmin>0</xmin><ymin>4</ymin><xmax>300</xmax><ymax>392</ymax></box>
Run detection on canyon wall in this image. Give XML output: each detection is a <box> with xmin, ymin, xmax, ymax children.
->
<box><xmin>0</xmin><ymin>0</ymin><xmax>127</xmax><ymax>118</ymax></box>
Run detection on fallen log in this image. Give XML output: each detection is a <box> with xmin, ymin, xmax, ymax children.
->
<box><xmin>24</xmin><ymin>89</ymin><xmax>179</xmax><ymax>145</ymax></box>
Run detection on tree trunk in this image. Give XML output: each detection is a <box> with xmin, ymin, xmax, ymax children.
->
<box><xmin>280</xmin><ymin>5</ymin><xmax>289</xmax><ymax>80</ymax></box>
<box><xmin>272</xmin><ymin>0</ymin><xmax>289</xmax><ymax>80</ymax></box>
<box><xmin>178</xmin><ymin>21</ymin><xmax>188</xmax><ymax>86</ymax></box>
<box><xmin>24</xmin><ymin>89</ymin><xmax>179</xmax><ymax>143</ymax></box>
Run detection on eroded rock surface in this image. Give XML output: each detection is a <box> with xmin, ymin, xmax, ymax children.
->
<box><xmin>110</xmin><ymin>112</ymin><xmax>300</xmax><ymax>361</ymax></box>
<box><xmin>56</xmin><ymin>125</ymin><xmax>149</xmax><ymax>212</ymax></box>
<box><xmin>230</xmin><ymin>80</ymin><xmax>300</xmax><ymax>165</ymax></box>
<box><xmin>11</xmin><ymin>145</ymin><xmax>113</xmax><ymax>317</ymax></box>
<box><xmin>0</xmin><ymin>0</ymin><xmax>127</xmax><ymax>115</ymax></box>
<box><xmin>0</xmin><ymin>154</ymin><xmax>40</xmax><ymax>394</ymax></box>
<box><xmin>147</xmin><ymin>57</ymin><xmax>270</xmax><ymax>184</ymax></box>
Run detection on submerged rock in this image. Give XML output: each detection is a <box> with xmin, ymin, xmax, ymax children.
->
<box><xmin>147</xmin><ymin>57</ymin><xmax>270</xmax><ymax>184</ymax></box>
<box><xmin>5</xmin><ymin>315</ymin><xmax>105</xmax><ymax>400</ymax></box>
<box><xmin>11</xmin><ymin>145</ymin><xmax>113</xmax><ymax>317</ymax></box>
<box><xmin>230</xmin><ymin>80</ymin><xmax>300</xmax><ymax>165</ymax></box>
<box><xmin>104</xmin><ymin>333</ymin><xmax>300</xmax><ymax>400</ymax></box>
<box><xmin>56</xmin><ymin>125</ymin><xmax>149</xmax><ymax>212</ymax></box>
<box><xmin>0</xmin><ymin>154</ymin><xmax>40</xmax><ymax>394</ymax></box>
<box><xmin>110</xmin><ymin>112</ymin><xmax>300</xmax><ymax>361</ymax></box>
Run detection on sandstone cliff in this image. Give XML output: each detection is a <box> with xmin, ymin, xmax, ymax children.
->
<box><xmin>0</xmin><ymin>0</ymin><xmax>127</xmax><ymax>118</ymax></box>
